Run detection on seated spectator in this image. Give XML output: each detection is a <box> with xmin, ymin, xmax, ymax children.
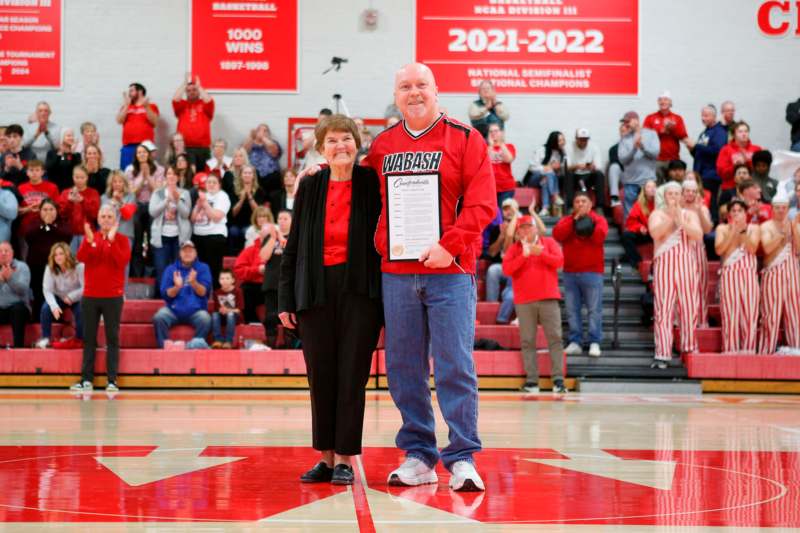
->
<box><xmin>125</xmin><ymin>142</ymin><xmax>165</xmax><ymax>277</ymax></box>
<box><xmin>717</xmin><ymin>121</ymin><xmax>761</xmax><ymax>201</ymax></box>
<box><xmin>468</xmin><ymin>80</ymin><xmax>509</xmax><ymax>139</ymax></box>
<box><xmin>149</xmin><ymin>166</ymin><xmax>192</xmax><ymax>296</ymax></box>
<box><xmin>23</xmin><ymin>101</ymin><xmax>59</xmax><ymax>162</ymax></box>
<box><xmin>681</xmin><ymin>179</ymin><xmax>714</xmax><ymax>326</ymax></box>
<box><xmin>502</xmin><ymin>214</ymin><xmax>566</xmax><ymax>394</ymax></box>
<box><xmin>18</xmin><ymin>159</ymin><xmax>59</xmax><ymax>233</ymax></box>
<box><xmin>191</xmin><ymin>173</ymin><xmax>231</xmax><ymax>287</ymax></box>
<box><xmin>720</xmin><ymin>163</ymin><xmax>753</xmax><ymax>208</ymax></box>
<box><xmin>0</xmin><ymin>241</ymin><xmax>31</xmax><ymax>347</ymax></box>
<box><xmin>153</xmin><ymin>241</ymin><xmax>212</xmax><ymax>348</ymax></box>
<box><xmin>211</xmin><ymin>268</ymin><xmax>244</xmax><ymax>349</ymax></box>
<box><xmin>45</xmin><ymin>128</ymin><xmax>81</xmax><ymax>191</ymax></box>
<box><xmin>0</xmin><ymin>181</ymin><xmax>18</xmax><ymax>244</ymax></box>
<box><xmin>566</xmin><ymin>128</ymin><xmax>605</xmax><ymax>211</ymax></box>
<box><xmin>175</xmin><ymin>153</ymin><xmax>195</xmax><ymax>190</ymax></box>
<box><xmin>243</xmin><ymin>124</ymin><xmax>282</xmax><ymax>192</ymax></box>
<box><xmin>607</xmin><ymin>124</ymin><xmax>625</xmax><ymax>207</ymax></box>
<box><xmin>172</xmin><ymin>74</ymin><xmax>214</xmax><ymax>169</ymax></box>
<box><xmin>164</xmin><ymin>132</ymin><xmax>186</xmax><ymax>168</ymax></box>
<box><xmin>751</xmin><ymin>150</ymin><xmax>778</xmax><ymax>202</ymax></box>
<box><xmin>233</xmin><ymin>231</ymin><xmax>267</xmax><ymax>324</ymax></box>
<box><xmin>73</xmin><ymin>121</ymin><xmax>99</xmax><ymax>155</ymax></box>
<box><xmin>692</xmin><ymin>104</ymin><xmax>727</xmax><ymax>220</ymax></box>
<box><xmin>244</xmin><ymin>206</ymin><xmax>274</xmax><ymax>248</ymax></box>
<box><xmin>787</xmin><ymin>94</ymin><xmax>800</xmax><ymax>152</ymax></box>
<box><xmin>618</xmin><ymin>111</ymin><xmax>660</xmax><ymax>221</ymax></box>
<box><xmin>36</xmin><ymin>242</ymin><xmax>84</xmax><ymax>349</ymax></box>
<box><xmin>262</xmin><ymin>210</ymin><xmax>291</xmax><ymax>347</ymax></box>
<box><xmin>487</xmin><ymin>124</ymin><xmax>516</xmax><ymax>207</ymax></box>
<box><xmin>57</xmin><ymin>166</ymin><xmax>100</xmax><ymax>252</ymax></box>
<box><xmin>22</xmin><ymin>199</ymin><xmax>71</xmax><ymax>314</ymax></box>
<box><xmin>485</xmin><ymin>199</ymin><xmax>519</xmax><ymax>311</ymax></box>
<box><xmin>206</xmin><ymin>138</ymin><xmax>232</xmax><ymax>176</ymax></box>
<box><xmin>269</xmin><ymin>168</ymin><xmax>297</xmax><ymax>220</ymax></box>
<box><xmin>2</xmin><ymin>124</ymin><xmax>35</xmax><ymax>186</ymax></box>
<box><xmin>524</xmin><ymin>131</ymin><xmax>565</xmax><ymax>216</ymax></box>
<box><xmin>738</xmin><ymin>179</ymin><xmax>773</xmax><ymax>223</ymax></box>
<box><xmin>101</xmin><ymin>170</ymin><xmax>137</xmax><ymax>262</ymax></box>
<box><xmin>83</xmin><ymin>144</ymin><xmax>110</xmax><ymax>196</ymax></box>
<box><xmin>228</xmin><ymin>164</ymin><xmax>267</xmax><ymax>254</ymax></box>
<box><xmin>620</xmin><ymin>179</ymin><xmax>656</xmax><ymax>269</ymax></box>
<box><xmin>664</xmin><ymin>159</ymin><xmax>686</xmax><ymax>184</ymax></box>
<box><xmin>222</xmin><ymin>147</ymin><xmax>249</xmax><ymax>198</ymax></box>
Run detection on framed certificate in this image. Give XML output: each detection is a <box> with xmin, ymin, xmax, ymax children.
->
<box><xmin>385</xmin><ymin>173</ymin><xmax>442</xmax><ymax>261</ymax></box>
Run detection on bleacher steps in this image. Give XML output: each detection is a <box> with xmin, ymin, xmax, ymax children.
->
<box><xmin>576</xmin><ymin>377</ymin><xmax>702</xmax><ymax>395</ymax></box>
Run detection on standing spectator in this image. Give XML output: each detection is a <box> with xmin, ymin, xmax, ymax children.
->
<box><xmin>72</xmin><ymin>121</ymin><xmax>99</xmax><ymax>155</ymax></box>
<box><xmin>681</xmin><ymin>179</ymin><xmax>714</xmax><ymax>327</ymax></box>
<box><xmin>618</xmin><ymin>111</ymin><xmax>660</xmax><ymax>221</ymax></box>
<box><xmin>101</xmin><ymin>170</ymin><xmax>137</xmax><ymax>262</ymax></box>
<box><xmin>664</xmin><ymin>160</ymin><xmax>687</xmax><ymax>184</ymax></box>
<box><xmin>715</xmin><ymin>199</ymin><xmax>760</xmax><ymax>354</ymax></box>
<box><xmin>243</xmin><ymin>123</ymin><xmax>283</xmax><ymax>192</ymax></box>
<box><xmin>502</xmin><ymin>215</ymin><xmax>566</xmax><ymax>394</ymax></box>
<box><xmin>153</xmin><ymin>241</ymin><xmax>212</xmax><ymax>348</ymax></box>
<box><xmin>23</xmin><ymin>102</ymin><xmax>59</xmax><ymax>162</ymax></box>
<box><xmin>0</xmin><ymin>183</ymin><xmax>18</xmax><ymax>244</ymax></box>
<box><xmin>785</xmin><ymin>167</ymin><xmax>800</xmax><ymax>216</ymax></box>
<box><xmin>720</xmin><ymin>100</ymin><xmax>737</xmax><ymax>135</ymax></box>
<box><xmin>692</xmin><ymin>104</ymin><xmax>727</xmax><ymax>221</ymax></box>
<box><xmin>172</xmin><ymin>74</ymin><xmax>215</xmax><ymax>169</ymax></box>
<box><xmin>22</xmin><ymin>199</ymin><xmax>70</xmax><ymax>315</ymax></box>
<box><xmin>262</xmin><ymin>210</ymin><xmax>290</xmax><ymax>347</ymax></box>
<box><xmin>244</xmin><ymin>206</ymin><xmax>274</xmax><ymax>248</ymax></box>
<box><xmin>233</xmin><ymin>232</ymin><xmax>266</xmax><ymax>324</ymax></box>
<box><xmin>191</xmin><ymin>173</ymin><xmax>230</xmax><ymax>287</ymax></box>
<box><xmin>468</xmin><ymin>80</ymin><xmax>510</xmax><ymax>139</ymax></box>
<box><xmin>607</xmin><ymin>123</ymin><xmax>625</xmax><ymax>207</ymax></box>
<box><xmin>643</xmin><ymin>91</ymin><xmax>694</xmax><ymax>181</ymax></box>
<box><xmin>525</xmin><ymin>131</ymin><xmax>566</xmax><ymax>216</ymax></box>
<box><xmin>566</xmin><ymin>128</ymin><xmax>605</xmax><ymax>211</ymax></box>
<box><xmin>83</xmin><ymin>144</ymin><xmax>110</xmax><ymax>196</ymax></box>
<box><xmin>36</xmin><ymin>242</ymin><xmax>84</xmax><ymax>349</ymax></box>
<box><xmin>487</xmin><ymin>124</ymin><xmax>517</xmax><ymax>207</ymax></box>
<box><xmin>620</xmin><ymin>179</ymin><xmax>656</xmax><ymax>270</ymax></box>
<box><xmin>206</xmin><ymin>139</ymin><xmax>232</xmax><ymax>176</ymax></box>
<box><xmin>57</xmin><ymin>166</ymin><xmax>101</xmax><ymax>251</ymax></box>
<box><xmin>149</xmin><ymin>166</ymin><xmax>192</xmax><ymax>296</ymax></box>
<box><xmin>18</xmin><ymin>160</ymin><xmax>59</xmax><ymax>233</ymax></box>
<box><xmin>126</xmin><ymin>143</ymin><xmax>165</xmax><ymax>277</ymax></box>
<box><xmin>269</xmin><ymin>168</ymin><xmax>297</xmax><ymax>220</ymax></box>
<box><xmin>787</xmin><ymin>94</ymin><xmax>800</xmax><ymax>152</ymax></box>
<box><xmin>717</xmin><ymin>121</ymin><xmax>762</xmax><ymax>202</ymax></box>
<box><xmin>210</xmin><ymin>268</ymin><xmax>243</xmax><ymax>349</ymax></box>
<box><xmin>0</xmin><ymin>241</ymin><xmax>30</xmax><ymax>348</ymax></box>
<box><xmin>228</xmin><ymin>164</ymin><xmax>267</xmax><ymax>254</ymax></box>
<box><xmin>164</xmin><ymin>132</ymin><xmax>186</xmax><ymax>168</ymax></box>
<box><xmin>116</xmin><ymin>82</ymin><xmax>159</xmax><ymax>170</ymax></box>
<box><xmin>2</xmin><ymin>124</ymin><xmax>34</xmax><ymax>186</ymax></box>
<box><xmin>751</xmin><ymin>150</ymin><xmax>778</xmax><ymax>203</ymax></box>
<box><xmin>71</xmin><ymin>206</ymin><xmax>131</xmax><ymax>392</ymax></box>
<box><xmin>553</xmin><ymin>191</ymin><xmax>608</xmax><ymax>358</ymax></box>
<box><xmin>45</xmin><ymin>128</ymin><xmax>81</xmax><ymax>191</ymax></box>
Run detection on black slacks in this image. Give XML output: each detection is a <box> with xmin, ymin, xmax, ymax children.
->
<box><xmin>241</xmin><ymin>282</ymin><xmax>262</xmax><ymax>324</ymax></box>
<box><xmin>0</xmin><ymin>302</ymin><xmax>30</xmax><ymax>347</ymax></box>
<box><xmin>194</xmin><ymin>234</ymin><xmax>227</xmax><ymax>289</ymax></box>
<box><xmin>297</xmin><ymin>264</ymin><xmax>383</xmax><ymax>456</ymax></box>
<box><xmin>566</xmin><ymin>170</ymin><xmax>606</xmax><ymax>208</ymax></box>
<box><xmin>621</xmin><ymin>231</ymin><xmax>653</xmax><ymax>269</ymax></box>
<box><xmin>263</xmin><ymin>288</ymin><xmax>279</xmax><ymax>337</ymax></box>
<box><xmin>81</xmin><ymin>296</ymin><xmax>123</xmax><ymax>383</ymax></box>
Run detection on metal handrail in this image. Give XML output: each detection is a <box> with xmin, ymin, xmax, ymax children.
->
<box><xmin>610</xmin><ymin>258</ymin><xmax>622</xmax><ymax>349</ymax></box>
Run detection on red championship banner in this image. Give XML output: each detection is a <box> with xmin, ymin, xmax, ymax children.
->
<box><xmin>191</xmin><ymin>0</ymin><xmax>298</xmax><ymax>93</ymax></box>
<box><xmin>415</xmin><ymin>0</ymin><xmax>638</xmax><ymax>95</ymax></box>
<box><xmin>0</xmin><ymin>0</ymin><xmax>62</xmax><ymax>89</ymax></box>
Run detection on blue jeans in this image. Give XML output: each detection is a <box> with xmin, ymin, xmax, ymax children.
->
<box><xmin>485</xmin><ymin>263</ymin><xmax>508</xmax><ymax>302</ymax></box>
<box><xmin>562</xmin><ymin>272</ymin><xmax>603</xmax><ymax>344</ymax></box>
<box><xmin>211</xmin><ymin>311</ymin><xmax>237</xmax><ymax>343</ymax></box>
<box><xmin>40</xmin><ymin>297</ymin><xmax>83</xmax><ymax>340</ymax></box>
<box><xmin>153</xmin><ymin>307</ymin><xmax>211</xmax><ymax>348</ymax></box>
<box><xmin>622</xmin><ymin>183</ymin><xmax>641</xmax><ymax>224</ymax></box>
<box><xmin>153</xmin><ymin>236</ymin><xmax>180</xmax><ymax>298</ymax></box>
<box><xmin>120</xmin><ymin>143</ymin><xmax>138</xmax><ymax>170</ymax></box>
<box><xmin>498</xmin><ymin>281</ymin><xmax>514</xmax><ymax>323</ymax></box>
<box><xmin>382</xmin><ymin>273</ymin><xmax>481</xmax><ymax>470</ymax></box>
<box><xmin>791</xmin><ymin>140</ymin><xmax>800</xmax><ymax>152</ymax></box>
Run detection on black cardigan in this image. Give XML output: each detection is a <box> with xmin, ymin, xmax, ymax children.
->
<box><xmin>278</xmin><ymin>166</ymin><xmax>382</xmax><ymax>314</ymax></box>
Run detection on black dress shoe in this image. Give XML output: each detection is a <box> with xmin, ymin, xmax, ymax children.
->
<box><xmin>331</xmin><ymin>464</ymin><xmax>354</xmax><ymax>485</ymax></box>
<box><xmin>300</xmin><ymin>462</ymin><xmax>334</xmax><ymax>483</ymax></box>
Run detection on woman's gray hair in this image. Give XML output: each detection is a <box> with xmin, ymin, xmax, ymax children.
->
<box><xmin>655</xmin><ymin>181</ymin><xmax>681</xmax><ymax>210</ymax></box>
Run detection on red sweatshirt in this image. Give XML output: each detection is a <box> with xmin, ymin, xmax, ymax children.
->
<box><xmin>76</xmin><ymin>232</ymin><xmax>131</xmax><ymax>298</ymax></box>
<box><xmin>18</xmin><ymin>180</ymin><xmax>59</xmax><ymax>230</ymax></box>
<box><xmin>716</xmin><ymin>140</ymin><xmax>762</xmax><ymax>190</ymax></box>
<box><xmin>624</xmin><ymin>199</ymin><xmax>654</xmax><ymax>234</ymax></box>
<box><xmin>502</xmin><ymin>237</ymin><xmax>563</xmax><ymax>304</ymax></box>
<box><xmin>57</xmin><ymin>187</ymin><xmax>100</xmax><ymax>235</ymax></box>
<box><xmin>234</xmin><ymin>239</ymin><xmax>265</xmax><ymax>284</ymax></box>
<box><xmin>552</xmin><ymin>211</ymin><xmax>608</xmax><ymax>273</ymax></box>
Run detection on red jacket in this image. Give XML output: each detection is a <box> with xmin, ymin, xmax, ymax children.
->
<box><xmin>502</xmin><ymin>237</ymin><xmax>563</xmax><ymax>304</ymax></box>
<box><xmin>552</xmin><ymin>211</ymin><xmax>608</xmax><ymax>274</ymax></box>
<box><xmin>624</xmin><ymin>199</ymin><xmax>654</xmax><ymax>234</ymax></box>
<box><xmin>717</xmin><ymin>140</ymin><xmax>762</xmax><ymax>190</ymax></box>
<box><xmin>234</xmin><ymin>239</ymin><xmax>265</xmax><ymax>284</ymax></box>
<box><xmin>57</xmin><ymin>187</ymin><xmax>100</xmax><ymax>235</ymax></box>
<box><xmin>76</xmin><ymin>232</ymin><xmax>131</xmax><ymax>298</ymax></box>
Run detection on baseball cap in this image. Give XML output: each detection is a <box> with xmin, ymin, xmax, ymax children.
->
<box><xmin>140</xmin><ymin>140</ymin><xmax>157</xmax><ymax>152</ymax></box>
<box><xmin>620</xmin><ymin>111</ymin><xmax>639</xmax><ymax>123</ymax></box>
<box><xmin>180</xmin><ymin>240</ymin><xmax>196</xmax><ymax>249</ymax></box>
<box><xmin>659</xmin><ymin>90</ymin><xmax>672</xmax><ymax>99</ymax></box>
<box><xmin>516</xmin><ymin>215</ymin><xmax>534</xmax><ymax>227</ymax></box>
<box><xmin>193</xmin><ymin>171</ymin><xmax>208</xmax><ymax>190</ymax></box>
<box><xmin>576</xmin><ymin>128</ymin><xmax>590</xmax><ymax>139</ymax></box>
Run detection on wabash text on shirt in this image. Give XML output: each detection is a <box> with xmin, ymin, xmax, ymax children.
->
<box><xmin>381</xmin><ymin>151</ymin><xmax>443</xmax><ymax>174</ymax></box>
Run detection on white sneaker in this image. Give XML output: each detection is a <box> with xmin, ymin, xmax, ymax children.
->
<box><xmin>448</xmin><ymin>460</ymin><xmax>485</xmax><ymax>492</ymax></box>
<box><xmin>538</xmin><ymin>207</ymin><xmax>550</xmax><ymax>217</ymax></box>
<box><xmin>554</xmin><ymin>195</ymin><xmax>565</xmax><ymax>206</ymax></box>
<box><xmin>589</xmin><ymin>343</ymin><xmax>602</xmax><ymax>357</ymax></box>
<box><xmin>565</xmin><ymin>342</ymin><xmax>582</xmax><ymax>355</ymax></box>
<box><xmin>387</xmin><ymin>457</ymin><xmax>438</xmax><ymax>486</ymax></box>
<box><xmin>69</xmin><ymin>381</ymin><xmax>93</xmax><ymax>392</ymax></box>
<box><xmin>35</xmin><ymin>337</ymin><xmax>50</xmax><ymax>349</ymax></box>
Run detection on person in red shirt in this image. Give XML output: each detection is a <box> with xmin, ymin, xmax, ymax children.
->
<box><xmin>57</xmin><ymin>165</ymin><xmax>100</xmax><ymax>250</ymax></box>
<box><xmin>717</xmin><ymin>121</ymin><xmax>762</xmax><ymax>201</ymax></box>
<box><xmin>643</xmin><ymin>91</ymin><xmax>694</xmax><ymax>181</ymax></box>
<box><xmin>487</xmin><ymin>123</ymin><xmax>516</xmax><ymax>208</ymax></box>
<box><xmin>233</xmin><ymin>235</ymin><xmax>267</xmax><ymax>324</ymax></box>
<box><xmin>502</xmin><ymin>215</ymin><xmax>566</xmax><ymax>394</ymax></box>
<box><xmin>116</xmin><ymin>82</ymin><xmax>159</xmax><ymax>170</ymax></box>
<box><xmin>621</xmin><ymin>179</ymin><xmax>656</xmax><ymax>269</ymax></box>
<box><xmin>172</xmin><ymin>74</ymin><xmax>215</xmax><ymax>170</ymax></box>
<box><xmin>553</xmin><ymin>191</ymin><xmax>608</xmax><ymax>358</ymax></box>
<box><xmin>210</xmin><ymin>268</ymin><xmax>244</xmax><ymax>349</ymax></box>
<box><xmin>17</xmin><ymin>159</ymin><xmax>59</xmax><ymax>234</ymax></box>
<box><xmin>738</xmin><ymin>179</ymin><xmax>773</xmax><ymax>224</ymax></box>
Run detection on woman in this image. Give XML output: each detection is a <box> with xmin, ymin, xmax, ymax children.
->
<box><xmin>621</xmin><ymin>179</ymin><xmax>656</xmax><ymax>270</ymax></box>
<box><xmin>45</xmin><ymin>128</ymin><xmax>82</xmax><ymax>191</ymax></box>
<box><xmin>175</xmin><ymin>153</ymin><xmax>195</xmax><ymax>190</ymax></box>
<box><xmin>278</xmin><ymin>115</ymin><xmax>383</xmax><ymax>485</ymax></box>
<box><xmin>191</xmin><ymin>173</ymin><xmax>231</xmax><ymax>287</ymax></box>
<box><xmin>487</xmin><ymin>123</ymin><xmax>517</xmax><ymax>208</ymax></box>
<box><xmin>126</xmin><ymin>143</ymin><xmax>164</xmax><ymax>277</ymax></box>
<box><xmin>525</xmin><ymin>131</ymin><xmax>566</xmax><ymax>216</ymax></box>
<box><xmin>263</xmin><ymin>210</ymin><xmax>291</xmax><ymax>346</ymax></box>
<box><xmin>717</xmin><ymin>121</ymin><xmax>762</xmax><ymax>204</ymax></box>
<box><xmin>36</xmin><ymin>242</ymin><xmax>84</xmax><ymax>349</ymax></box>
<box><xmin>57</xmin><ymin>165</ymin><xmax>100</xmax><ymax>252</ymax></box>
<box><xmin>70</xmin><ymin>205</ymin><xmax>131</xmax><ymax>392</ymax></box>
<box><xmin>206</xmin><ymin>138</ymin><xmax>232</xmax><ymax>176</ymax></box>
<box><xmin>150</xmin><ymin>166</ymin><xmax>192</xmax><ymax>296</ymax></box>
<box><xmin>245</xmin><ymin>206</ymin><xmax>274</xmax><ymax>248</ymax></box>
<box><xmin>221</xmin><ymin>147</ymin><xmax>249</xmax><ymax>199</ymax></box>
<box><xmin>269</xmin><ymin>167</ymin><xmax>297</xmax><ymax>220</ymax></box>
<box><xmin>83</xmin><ymin>144</ymin><xmax>110</xmax><ymax>196</ymax></box>
<box><xmin>164</xmin><ymin>132</ymin><xmax>186</xmax><ymax>167</ymax></box>
<box><xmin>101</xmin><ymin>170</ymin><xmax>137</xmax><ymax>256</ymax></box>
<box><xmin>228</xmin><ymin>164</ymin><xmax>267</xmax><ymax>253</ymax></box>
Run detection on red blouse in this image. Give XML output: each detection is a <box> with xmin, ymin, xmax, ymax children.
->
<box><xmin>323</xmin><ymin>179</ymin><xmax>352</xmax><ymax>266</ymax></box>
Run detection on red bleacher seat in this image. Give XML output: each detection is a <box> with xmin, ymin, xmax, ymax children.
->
<box><xmin>685</xmin><ymin>353</ymin><xmax>800</xmax><ymax>380</ymax></box>
<box><xmin>513</xmin><ymin>187</ymin><xmax>538</xmax><ymax>210</ymax></box>
<box><xmin>675</xmin><ymin>327</ymin><xmax>721</xmax><ymax>353</ymax></box>
<box><xmin>612</xmin><ymin>204</ymin><xmax>624</xmax><ymax>228</ymax></box>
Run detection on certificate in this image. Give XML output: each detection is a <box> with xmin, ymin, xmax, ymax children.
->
<box><xmin>386</xmin><ymin>173</ymin><xmax>442</xmax><ymax>261</ymax></box>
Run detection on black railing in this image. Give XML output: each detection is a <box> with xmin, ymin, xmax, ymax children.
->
<box><xmin>610</xmin><ymin>258</ymin><xmax>622</xmax><ymax>349</ymax></box>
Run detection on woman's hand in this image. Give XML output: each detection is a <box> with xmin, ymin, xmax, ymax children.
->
<box><xmin>52</xmin><ymin>306</ymin><xmax>62</xmax><ymax>320</ymax></box>
<box><xmin>83</xmin><ymin>223</ymin><xmax>94</xmax><ymax>244</ymax></box>
<box><xmin>279</xmin><ymin>312</ymin><xmax>297</xmax><ymax>330</ymax></box>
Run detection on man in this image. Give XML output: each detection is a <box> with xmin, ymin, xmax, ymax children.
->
<box><xmin>2</xmin><ymin>124</ymin><xmax>34</xmax><ymax>186</ymax></box>
<box><xmin>0</xmin><ymin>241</ymin><xmax>30</xmax><ymax>348</ymax></box>
<box><xmin>484</xmin><ymin>198</ymin><xmax>520</xmax><ymax>324</ymax></box>
<box><xmin>116</xmin><ymin>82</ymin><xmax>159</xmax><ymax>169</ymax></box>
<box><xmin>152</xmin><ymin>241</ymin><xmax>212</xmax><ymax>348</ymax></box>
<box><xmin>751</xmin><ymin>150</ymin><xmax>778</xmax><ymax>203</ymax></box>
<box><xmin>786</xmin><ymin>95</ymin><xmax>800</xmax><ymax>152</ymax></box>
<box><xmin>502</xmin><ymin>215</ymin><xmax>566</xmax><ymax>394</ymax></box>
<box><xmin>665</xmin><ymin>160</ymin><xmax>687</xmax><ymax>184</ymax></box>
<box><xmin>618</xmin><ymin>111</ymin><xmax>660</xmax><ymax>221</ymax></box>
<box><xmin>720</xmin><ymin>100</ymin><xmax>737</xmax><ymax>134</ymax></box>
<box><xmin>172</xmin><ymin>74</ymin><xmax>215</xmax><ymax>169</ymax></box>
<box><xmin>487</xmin><ymin>123</ymin><xmax>516</xmax><ymax>207</ymax></box>
<box><xmin>758</xmin><ymin>192</ymin><xmax>800</xmax><ymax>354</ymax></box>
<box><xmin>365</xmin><ymin>63</ymin><xmax>495</xmax><ymax>492</ymax></box>
<box><xmin>468</xmin><ymin>80</ymin><xmax>510</xmax><ymax>139</ymax></box>
<box><xmin>18</xmin><ymin>160</ymin><xmax>59</xmax><ymax>232</ymax></box>
<box><xmin>715</xmin><ymin>199</ymin><xmax>760</xmax><ymax>354</ymax></box>
<box><xmin>692</xmin><ymin>104</ymin><xmax>727</xmax><ymax>221</ymax></box>
<box><xmin>643</xmin><ymin>91</ymin><xmax>694</xmax><ymax>181</ymax></box>
<box><xmin>738</xmin><ymin>179</ymin><xmax>773</xmax><ymax>223</ymax></box>
<box><xmin>566</xmin><ymin>128</ymin><xmax>605</xmax><ymax>212</ymax></box>
<box><xmin>552</xmin><ymin>191</ymin><xmax>608</xmax><ymax>358</ymax></box>
<box><xmin>23</xmin><ymin>101</ymin><xmax>59</xmax><ymax>162</ymax></box>
<box><xmin>607</xmin><ymin>123</ymin><xmax>626</xmax><ymax>207</ymax></box>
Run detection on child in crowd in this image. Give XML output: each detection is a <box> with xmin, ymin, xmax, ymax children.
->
<box><xmin>211</xmin><ymin>268</ymin><xmax>244</xmax><ymax>349</ymax></box>
<box><xmin>18</xmin><ymin>159</ymin><xmax>59</xmax><ymax>232</ymax></box>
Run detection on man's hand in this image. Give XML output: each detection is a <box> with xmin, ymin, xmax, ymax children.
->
<box><xmin>419</xmin><ymin>243</ymin><xmax>454</xmax><ymax>269</ymax></box>
<box><xmin>0</xmin><ymin>264</ymin><xmax>13</xmax><ymax>282</ymax></box>
<box><xmin>187</xmin><ymin>269</ymin><xmax>197</xmax><ymax>285</ymax></box>
<box><xmin>173</xmin><ymin>270</ymin><xmax>184</xmax><ymax>288</ymax></box>
<box><xmin>122</xmin><ymin>91</ymin><xmax>131</xmax><ymax>105</ymax></box>
<box><xmin>293</xmin><ymin>164</ymin><xmax>321</xmax><ymax>195</ymax></box>
<box><xmin>83</xmin><ymin>223</ymin><xmax>94</xmax><ymax>244</ymax></box>
<box><xmin>279</xmin><ymin>311</ymin><xmax>297</xmax><ymax>329</ymax></box>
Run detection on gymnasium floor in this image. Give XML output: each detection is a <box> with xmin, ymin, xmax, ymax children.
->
<box><xmin>0</xmin><ymin>390</ymin><xmax>799</xmax><ymax>531</ymax></box>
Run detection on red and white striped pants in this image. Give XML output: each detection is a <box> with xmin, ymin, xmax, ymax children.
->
<box><xmin>719</xmin><ymin>255</ymin><xmax>759</xmax><ymax>353</ymax></box>
<box><xmin>694</xmin><ymin>240</ymin><xmax>708</xmax><ymax>326</ymax></box>
<box><xmin>758</xmin><ymin>257</ymin><xmax>800</xmax><ymax>354</ymax></box>
<box><xmin>653</xmin><ymin>245</ymin><xmax>698</xmax><ymax>360</ymax></box>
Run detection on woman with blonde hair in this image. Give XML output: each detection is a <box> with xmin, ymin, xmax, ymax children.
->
<box><xmin>83</xmin><ymin>144</ymin><xmax>110</xmax><ymax>195</ymax></box>
<box><xmin>621</xmin><ymin>179</ymin><xmax>656</xmax><ymax>269</ymax></box>
<box><xmin>228</xmin><ymin>163</ymin><xmax>267</xmax><ymax>253</ymax></box>
<box><xmin>244</xmin><ymin>205</ymin><xmax>274</xmax><ymax>248</ymax></box>
<box><xmin>35</xmin><ymin>242</ymin><xmax>85</xmax><ymax>350</ymax></box>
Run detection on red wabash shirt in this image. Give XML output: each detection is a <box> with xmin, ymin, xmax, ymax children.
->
<box><xmin>364</xmin><ymin>114</ymin><xmax>496</xmax><ymax>275</ymax></box>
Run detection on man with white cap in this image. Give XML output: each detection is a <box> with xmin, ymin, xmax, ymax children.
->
<box><xmin>644</xmin><ymin>91</ymin><xmax>694</xmax><ymax>182</ymax></box>
<box><xmin>567</xmin><ymin>128</ymin><xmax>605</xmax><ymax>212</ymax></box>
<box><xmin>758</xmin><ymin>191</ymin><xmax>800</xmax><ymax>353</ymax></box>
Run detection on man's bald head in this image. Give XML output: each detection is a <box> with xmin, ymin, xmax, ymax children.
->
<box><xmin>394</xmin><ymin>63</ymin><xmax>436</xmax><ymax>88</ymax></box>
<box><xmin>393</xmin><ymin>63</ymin><xmax>440</xmax><ymax>130</ymax></box>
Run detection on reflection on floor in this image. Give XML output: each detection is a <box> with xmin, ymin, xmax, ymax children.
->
<box><xmin>1</xmin><ymin>390</ymin><xmax>799</xmax><ymax>531</ymax></box>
